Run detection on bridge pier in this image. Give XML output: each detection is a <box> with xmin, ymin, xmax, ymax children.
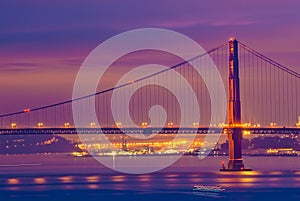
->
<box><xmin>221</xmin><ymin>38</ymin><xmax>251</xmax><ymax>171</ymax></box>
<box><xmin>226</xmin><ymin>128</ymin><xmax>245</xmax><ymax>170</ymax></box>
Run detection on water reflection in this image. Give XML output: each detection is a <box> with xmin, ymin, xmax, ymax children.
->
<box><xmin>7</xmin><ymin>187</ymin><xmax>20</xmax><ymax>191</ymax></box>
<box><xmin>137</xmin><ymin>175</ymin><xmax>151</xmax><ymax>182</ymax></box>
<box><xmin>85</xmin><ymin>175</ymin><xmax>99</xmax><ymax>183</ymax></box>
<box><xmin>88</xmin><ymin>184</ymin><xmax>100</xmax><ymax>189</ymax></box>
<box><xmin>7</xmin><ymin>178</ymin><xmax>19</xmax><ymax>185</ymax></box>
<box><xmin>34</xmin><ymin>177</ymin><xmax>46</xmax><ymax>184</ymax></box>
<box><xmin>111</xmin><ymin>175</ymin><xmax>126</xmax><ymax>182</ymax></box>
<box><xmin>62</xmin><ymin>185</ymin><xmax>73</xmax><ymax>190</ymax></box>
<box><xmin>59</xmin><ymin>176</ymin><xmax>73</xmax><ymax>183</ymax></box>
<box><xmin>269</xmin><ymin>171</ymin><xmax>282</xmax><ymax>175</ymax></box>
<box><xmin>1</xmin><ymin>170</ymin><xmax>300</xmax><ymax>199</ymax></box>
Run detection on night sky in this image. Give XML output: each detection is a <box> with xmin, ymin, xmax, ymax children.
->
<box><xmin>0</xmin><ymin>0</ymin><xmax>299</xmax><ymax>114</ymax></box>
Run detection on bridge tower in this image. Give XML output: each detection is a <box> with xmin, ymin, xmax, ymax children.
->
<box><xmin>223</xmin><ymin>38</ymin><xmax>251</xmax><ymax>171</ymax></box>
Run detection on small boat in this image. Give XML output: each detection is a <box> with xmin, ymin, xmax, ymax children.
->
<box><xmin>193</xmin><ymin>185</ymin><xmax>225</xmax><ymax>193</ymax></box>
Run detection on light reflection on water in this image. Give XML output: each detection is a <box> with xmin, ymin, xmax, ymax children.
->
<box><xmin>34</xmin><ymin>177</ymin><xmax>46</xmax><ymax>184</ymax></box>
<box><xmin>85</xmin><ymin>175</ymin><xmax>100</xmax><ymax>183</ymax></box>
<box><xmin>1</xmin><ymin>154</ymin><xmax>300</xmax><ymax>201</ymax></box>
<box><xmin>137</xmin><ymin>175</ymin><xmax>151</xmax><ymax>182</ymax></box>
<box><xmin>1</xmin><ymin>170</ymin><xmax>300</xmax><ymax>201</ymax></box>
<box><xmin>59</xmin><ymin>176</ymin><xmax>73</xmax><ymax>183</ymax></box>
<box><xmin>111</xmin><ymin>175</ymin><xmax>126</xmax><ymax>182</ymax></box>
<box><xmin>3</xmin><ymin>172</ymin><xmax>300</xmax><ymax>190</ymax></box>
<box><xmin>7</xmin><ymin>178</ymin><xmax>19</xmax><ymax>185</ymax></box>
<box><xmin>88</xmin><ymin>184</ymin><xmax>100</xmax><ymax>189</ymax></box>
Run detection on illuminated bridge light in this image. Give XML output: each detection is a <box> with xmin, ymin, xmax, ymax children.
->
<box><xmin>64</xmin><ymin>122</ymin><xmax>70</xmax><ymax>128</ymax></box>
<box><xmin>90</xmin><ymin>122</ymin><xmax>96</xmax><ymax>128</ymax></box>
<box><xmin>23</xmin><ymin>108</ymin><xmax>30</xmax><ymax>113</ymax></box>
<box><xmin>116</xmin><ymin>122</ymin><xmax>122</xmax><ymax>128</ymax></box>
<box><xmin>141</xmin><ymin>122</ymin><xmax>148</xmax><ymax>128</ymax></box>
<box><xmin>37</xmin><ymin>122</ymin><xmax>44</xmax><ymax>128</ymax></box>
<box><xmin>193</xmin><ymin>122</ymin><xmax>199</xmax><ymax>128</ymax></box>
<box><xmin>10</xmin><ymin>123</ymin><xmax>17</xmax><ymax>128</ymax></box>
<box><xmin>167</xmin><ymin>122</ymin><xmax>174</xmax><ymax>127</ymax></box>
<box><xmin>297</xmin><ymin>116</ymin><xmax>300</xmax><ymax>127</ymax></box>
<box><xmin>296</xmin><ymin>116</ymin><xmax>300</xmax><ymax>127</ymax></box>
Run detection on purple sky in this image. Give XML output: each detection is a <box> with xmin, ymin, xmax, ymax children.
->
<box><xmin>0</xmin><ymin>0</ymin><xmax>299</xmax><ymax>114</ymax></box>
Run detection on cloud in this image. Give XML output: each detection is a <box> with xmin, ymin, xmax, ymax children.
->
<box><xmin>0</xmin><ymin>62</ymin><xmax>38</xmax><ymax>72</ymax></box>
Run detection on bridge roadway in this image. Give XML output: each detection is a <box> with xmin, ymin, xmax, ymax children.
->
<box><xmin>0</xmin><ymin>127</ymin><xmax>299</xmax><ymax>135</ymax></box>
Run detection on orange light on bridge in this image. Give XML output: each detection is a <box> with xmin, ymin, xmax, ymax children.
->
<box><xmin>241</xmin><ymin>123</ymin><xmax>251</xmax><ymax>127</ymax></box>
<box><xmin>167</xmin><ymin>122</ymin><xmax>174</xmax><ymax>128</ymax></box>
<box><xmin>193</xmin><ymin>122</ymin><xmax>199</xmax><ymax>128</ymax></box>
<box><xmin>116</xmin><ymin>122</ymin><xmax>122</xmax><ymax>128</ymax></box>
<box><xmin>37</xmin><ymin>122</ymin><xmax>44</xmax><ymax>128</ymax></box>
<box><xmin>23</xmin><ymin>108</ymin><xmax>30</xmax><ymax>113</ymax></box>
<box><xmin>64</xmin><ymin>122</ymin><xmax>70</xmax><ymax>128</ymax></box>
<box><xmin>10</xmin><ymin>123</ymin><xmax>17</xmax><ymax>128</ymax></box>
<box><xmin>141</xmin><ymin>122</ymin><xmax>148</xmax><ymax>128</ymax></box>
<box><xmin>90</xmin><ymin>122</ymin><xmax>96</xmax><ymax>128</ymax></box>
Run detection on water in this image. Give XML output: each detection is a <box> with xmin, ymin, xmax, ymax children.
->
<box><xmin>0</xmin><ymin>154</ymin><xmax>300</xmax><ymax>200</ymax></box>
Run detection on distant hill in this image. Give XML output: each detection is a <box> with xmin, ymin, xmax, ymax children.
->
<box><xmin>0</xmin><ymin>134</ymin><xmax>81</xmax><ymax>154</ymax></box>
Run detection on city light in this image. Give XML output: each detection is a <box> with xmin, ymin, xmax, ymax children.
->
<box><xmin>90</xmin><ymin>122</ymin><xmax>96</xmax><ymax>128</ymax></box>
<box><xmin>37</xmin><ymin>122</ymin><xmax>44</xmax><ymax>128</ymax></box>
<box><xmin>64</xmin><ymin>122</ymin><xmax>70</xmax><ymax>128</ymax></box>
<box><xmin>243</xmin><ymin>130</ymin><xmax>251</xmax><ymax>135</ymax></box>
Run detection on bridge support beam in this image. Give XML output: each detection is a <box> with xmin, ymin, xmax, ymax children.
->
<box><xmin>227</xmin><ymin>128</ymin><xmax>244</xmax><ymax>170</ymax></box>
<box><xmin>221</xmin><ymin>38</ymin><xmax>251</xmax><ymax>171</ymax></box>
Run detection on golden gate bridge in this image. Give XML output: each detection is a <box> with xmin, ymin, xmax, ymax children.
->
<box><xmin>0</xmin><ymin>39</ymin><xmax>299</xmax><ymax>171</ymax></box>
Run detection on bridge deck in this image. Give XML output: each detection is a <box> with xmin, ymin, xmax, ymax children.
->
<box><xmin>0</xmin><ymin>127</ymin><xmax>299</xmax><ymax>135</ymax></box>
